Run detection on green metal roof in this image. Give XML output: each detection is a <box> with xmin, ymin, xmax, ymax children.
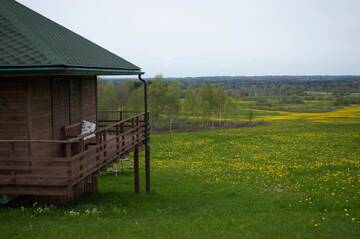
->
<box><xmin>0</xmin><ymin>0</ymin><xmax>142</xmax><ymax>75</ymax></box>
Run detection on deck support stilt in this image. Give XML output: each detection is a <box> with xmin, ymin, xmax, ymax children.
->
<box><xmin>134</xmin><ymin>145</ymin><xmax>140</xmax><ymax>193</ymax></box>
<box><xmin>145</xmin><ymin>143</ymin><xmax>150</xmax><ymax>193</ymax></box>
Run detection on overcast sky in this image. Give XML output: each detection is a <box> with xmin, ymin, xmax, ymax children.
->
<box><xmin>18</xmin><ymin>0</ymin><xmax>360</xmax><ymax>77</ymax></box>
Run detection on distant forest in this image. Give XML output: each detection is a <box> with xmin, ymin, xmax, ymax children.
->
<box><xmin>166</xmin><ymin>75</ymin><xmax>360</xmax><ymax>95</ymax></box>
<box><xmin>98</xmin><ymin>75</ymin><xmax>360</xmax><ymax>131</ymax></box>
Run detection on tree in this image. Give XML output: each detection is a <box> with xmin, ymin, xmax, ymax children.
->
<box><xmin>97</xmin><ymin>81</ymin><xmax>118</xmax><ymax>110</ymax></box>
<box><xmin>184</xmin><ymin>86</ymin><xmax>196</xmax><ymax>115</ymax></box>
<box><xmin>214</xmin><ymin>86</ymin><xmax>226</xmax><ymax>126</ymax></box>
<box><xmin>165</xmin><ymin>81</ymin><xmax>181</xmax><ymax>131</ymax></box>
<box><xmin>198</xmin><ymin>84</ymin><xmax>215</xmax><ymax>126</ymax></box>
<box><xmin>149</xmin><ymin>75</ymin><xmax>167</xmax><ymax>120</ymax></box>
<box><xmin>117</xmin><ymin>80</ymin><xmax>136</xmax><ymax>108</ymax></box>
<box><xmin>127</xmin><ymin>87</ymin><xmax>143</xmax><ymax>111</ymax></box>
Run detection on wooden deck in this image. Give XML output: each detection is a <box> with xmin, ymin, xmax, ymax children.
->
<box><xmin>0</xmin><ymin>112</ymin><xmax>147</xmax><ymax>202</ymax></box>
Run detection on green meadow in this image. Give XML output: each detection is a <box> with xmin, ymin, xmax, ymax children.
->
<box><xmin>1</xmin><ymin>108</ymin><xmax>359</xmax><ymax>239</ymax></box>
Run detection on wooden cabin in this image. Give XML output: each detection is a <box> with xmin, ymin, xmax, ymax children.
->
<box><xmin>0</xmin><ymin>0</ymin><xmax>150</xmax><ymax>204</ymax></box>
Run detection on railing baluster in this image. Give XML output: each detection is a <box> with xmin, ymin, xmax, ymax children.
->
<box><xmin>79</xmin><ymin>138</ymin><xmax>85</xmax><ymax>178</ymax></box>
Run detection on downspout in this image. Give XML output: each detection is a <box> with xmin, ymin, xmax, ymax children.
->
<box><xmin>138</xmin><ymin>74</ymin><xmax>150</xmax><ymax>193</ymax></box>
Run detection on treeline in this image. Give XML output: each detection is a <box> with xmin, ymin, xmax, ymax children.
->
<box><xmin>98</xmin><ymin>75</ymin><xmax>230</xmax><ymax>124</ymax></box>
<box><xmin>98</xmin><ymin>75</ymin><xmax>360</xmax><ymax>130</ymax></box>
<box><xmin>171</xmin><ymin>75</ymin><xmax>360</xmax><ymax>95</ymax></box>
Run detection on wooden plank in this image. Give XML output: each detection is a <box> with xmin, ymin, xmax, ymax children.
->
<box><xmin>0</xmin><ymin>186</ymin><xmax>69</xmax><ymax>196</ymax></box>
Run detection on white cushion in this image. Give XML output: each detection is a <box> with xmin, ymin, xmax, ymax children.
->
<box><xmin>81</xmin><ymin>120</ymin><xmax>96</xmax><ymax>140</ymax></box>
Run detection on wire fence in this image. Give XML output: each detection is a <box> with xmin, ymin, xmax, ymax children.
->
<box><xmin>97</xmin><ymin>110</ymin><xmax>259</xmax><ymax>133</ymax></box>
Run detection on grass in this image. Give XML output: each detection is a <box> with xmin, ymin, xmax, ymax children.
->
<box><xmin>232</xmin><ymin>97</ymin><xmax>336</xmax><ymax>113</ymax></box>
<box><xmin>177</xmin><ymin>97</ymin><xmax>348</xmax><ymax>123</ymax></box>
<box><xmin>1</xmin><ymin>109</ymin><xmax>360</xmax><ymax>238</ymax></box>
<box><xmin>258</xmin><ymin>105</ymin><xmax>360</xmax><ymax>123</ymax></box>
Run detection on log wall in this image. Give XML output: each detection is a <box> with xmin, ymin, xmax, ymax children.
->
<box><xmin>0</xmin><ymin>76</ymin><xmax>97</xmax><ymax>157</ymax></box>
<box><xmin>0</xmin><ymin>79</ymin><xmax>29</xmax><ymax>156</ymax></box>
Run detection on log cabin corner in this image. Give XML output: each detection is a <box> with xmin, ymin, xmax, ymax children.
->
<box><xmin>0</xmin><ymin>0</ymin><xmax>150</xmax><ymax>204</ymax></box>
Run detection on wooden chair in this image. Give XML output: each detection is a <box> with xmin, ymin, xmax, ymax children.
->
<box><xmin>62</xmin><ymin>123</ymin><xmax>82</xmax><ymax>139</ymax></box>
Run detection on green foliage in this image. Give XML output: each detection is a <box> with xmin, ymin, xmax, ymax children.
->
<box><xmin>97</xmin><ymin>81</ymin><xmax>117</xmax><ymax>110</ymax></box>
<box><xmin>97</xmin><ymin>77</ymin><xmax>358</xmax><ymax>130</ymax></box>
<box><xmin>183</xmin><ymin>87</ymin><xmax>196</xmax><ymax>114</ymax></box>
<box><xmin>165</xmin><ymin>81</ymin><xmax>181</xmax><ymax>118</ymax></box>
<box><xmin>149</xmin><ymin>76</ymin><xmax>167</xmax><ymax>119</ymax></box>
<box><xmin>334</xmin><ymin>94</ymin><xmax>360</xmax><ymax>106</ymax></box>
<box><xmin>255</xmin><ymin>98</ymin><xmax>273</xmax><ymax>107</ymax></box>
<box><xmin>148</xmin><ymin>76</ymin><xmax>181</xmax><ymax>120</ymax></box>
<box><xmin>126</xmin><ymin>87</ymin><xmax>143</xmax><ymax>111</ymax></box>
<box><xmin>280</xmin><ymin>95</ymin><xmax>304</xmax><ymax>104</ymax></box>
<box><xmin>98</xmin><ymin>80</ymin><xmax>135</xmax><ymax>110</ymax></box>
<box><xmin>181</xmin><ymin>84</ymin><xmax>230</xmax><ymax>123</ymax></box>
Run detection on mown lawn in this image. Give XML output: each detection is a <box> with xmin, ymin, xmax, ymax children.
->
<box><xmin>0</xmin><ymin>119</ymin><xmax>359</xmax><ymax>238</ymax></box>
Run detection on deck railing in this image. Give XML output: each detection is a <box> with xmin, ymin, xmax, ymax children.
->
<box><xmin>0</xmin><ymin>112</ymin><xmax>146</xmax><ymax>196</ymax></box>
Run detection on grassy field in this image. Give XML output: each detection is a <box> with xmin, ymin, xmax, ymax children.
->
<box><xmin>177</xmin><ymin>97</ymin><xmax>345</xmax><ymax>123</ymax></box>
<box><xmin>1</xmin><ymin>108</ymin><xmax>360</xmax><ymax>238</ymax></box>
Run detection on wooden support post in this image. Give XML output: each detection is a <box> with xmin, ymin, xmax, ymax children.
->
<box><xmin>134</xmin><ymin>145</ymin><xmax>140</xmax><ymax>193</ymax></box>
<box><xmin>145</xmin><ymin>143</ymin><xmax>150</xmax><ymax>193</ymax></box>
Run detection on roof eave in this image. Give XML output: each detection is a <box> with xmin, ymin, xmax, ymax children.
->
<box><xmin>0</xmin><ymin>65</ymin><xmax>144</xmax><ymax>76</ymax></box>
